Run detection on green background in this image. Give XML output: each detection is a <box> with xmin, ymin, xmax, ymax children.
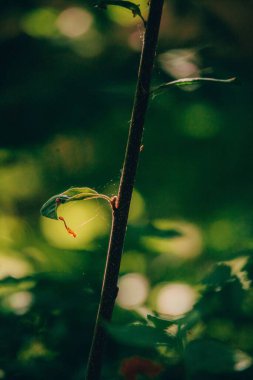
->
<box><xmin>0</xmin><ymin>1</ymin><xmax>253</xmax><ymax>379</ymax></box>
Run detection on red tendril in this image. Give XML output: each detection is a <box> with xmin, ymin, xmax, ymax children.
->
<box><xmin>58</xmin><ymin>216</ymin><xmax>77</xmax><ymax>238</ymax></box>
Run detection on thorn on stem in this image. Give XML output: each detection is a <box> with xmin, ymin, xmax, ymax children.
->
<box><xmin>110</xmin><ymin>195</ymin><xmax>118</xmax><ymax>210</ymax></box>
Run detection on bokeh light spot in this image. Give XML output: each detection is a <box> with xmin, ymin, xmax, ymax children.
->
<box><xmin>21</xmin><ymin>8</ymin><xmax>58</xmax><ymax>38</ymax></box>
<box><xmin>0</xmin><ymin>216</ymin><xmax>26</xmax><ymax>247</ymax></box>
<box><xmin>0</xmin><ymin>253</ymin><xmax>33</xmax><ymax>279</ymax></box>
<box><xmin>0</xmin><ymin>160</ymin><xmax>41</xmax><ymax>201</ymax></box>
<box><xmin>3</xmin><ymin>291</ymin><xmax>33</xmax><ymax>315</ymax></box>
<box><xmin>208</xmin><ymin>219</ymin><xmax>240</xmax><ymax>251</ymax></box>
<box><xmin>128</xmin><ymin>189</ymin><xmax>146</xmax><ymax>222</ymax></box>
<box><xmin>56</xmin><ymin>7</ymin><xmax>93</xmax><ymax>38</ymax></box>
<box><xmin>128</xmin><ymin>30</ymin><xmax>144</xmax><ymax>51</ymax></box>
<box><xmin>120</xmin><ymin>251</ymin><xmax>146</xmax><ymax>273</ymax></box>
<box><xmin>71</xmin><ymin>30</ymin><xmax>105</xmax><ymax>58</ymax></box>
<box><xmin>156</xmin><ymin>283</ymin><xmax>197</xmax><ymax>316</ymax></box>
<box><xmin>158</xmin><ymin>49</ymin><xmax>200</xmax><ymax>79</ymax></box>
<box><xmin>117</xmin><ymin>273</ymin><xmax>149</xmax><ymax>309</ymax></box>
<box><xmin>234</xmin><ymin>350</ymin><xmax>252</xmax><ymax>371</ymax></box>
<box><xmin>143</xmin><ymin>220</ymin><xmax>203</xmax><ymax>259</ymax></box>
<box><xmin>180</xmin><ymin>103</ymin><xmax>222</xmax><ymax>139</ymax></box>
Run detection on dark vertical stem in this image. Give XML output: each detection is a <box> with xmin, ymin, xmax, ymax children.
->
<box><xmin>85</xmin><ymin>1</ymin><xmax>164</xmax><ymax>379</ymax></box>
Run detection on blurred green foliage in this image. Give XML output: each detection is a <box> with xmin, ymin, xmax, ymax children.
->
<box><xmin>0</xmin><ymin>0</ymin><xmax>253</xmax><ymax>379</ymax></box>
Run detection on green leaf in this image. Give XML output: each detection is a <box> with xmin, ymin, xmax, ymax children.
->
<box><xmin>144</xmin><ymin>224</ymin><xmax>181</xmax><ymax>239</ymax></box>
<box><xmin>147</xmin><ymin>314</ymin><xmax>183</xmax><ymax>330</ymax></box>
<box><xmin>184</xmin><ymin>339</ymin><xmax>252</xmax><ymax>373</ymax></box>
<box><xmin>128</xmin><ymin>223</ymin><xmax>181</xmax><ymax>240</ymax></box>
<box><xmin>106</xmin><ymin>323</ymin><xmax>175</xmax><ymax>348</ymax></box>
<box><xmin>95</xmin><ymin>1</ymin><xmax>146</xmax><ymax>26</ymax></box>
<box><xmin>152</xmin><ymin>77</ymin><xmax>237</xmax><ymax>95</ymax></box>
<box><xmin>177</xmin><ymin>309</ymin><xmax>201</xmax><ymax>333</ymax></box>
<box><xmin>40</xmin><ymin>187</ymin><xmax>102</xmax><ymax>220</ymax></box>
<box><xmin>61</xmin><ymin>187</ymin><xmax>99</xmax><ymax>200</ymax></box>
<box><xmin>40</xmin><ymin>194</ymin><xmax>69</xmax><ymax>220</ymax></box>
<box><xmin>202</xmin><ymin>264</ymin><xmax>232</xmax><ymax>289</ymax></box>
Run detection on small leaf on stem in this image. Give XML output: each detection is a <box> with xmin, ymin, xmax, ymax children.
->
<box><xmin>40</xmin><ymin>187</ymin><xmax>112</xmax><ymax>236</ymax></box>
<box><xmin>40</xmin><ymin>194</ymin><xmax>69</xmax><ymax>220</ymax></box>
<box><xmin>152</xmin><ymin>77</ymin><xmax>237</xmax><ymax>95</ymax></box>
<box><xmin>95</xmin><ymin>1</ymin><xmax>146</xmax><ymax>26</ymax></box>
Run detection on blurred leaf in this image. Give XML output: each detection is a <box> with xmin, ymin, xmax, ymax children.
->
<box><xmin>170</xmin><ymin>265</ymin><xmax>246</xmax><ymax>337</ymax></box>
<box><xmin>147</xmin><ymin>314</ymin><xmax>183</xmax><ymax>330</ymax></box>
<box><xmin>184</xmin><ymin>339</ymin><xmax>252</xmax><ymax>374</ymax></box>
<box><xmin>0</xmin><ymin>274</ymin><xmax>95</xmax><ymax>297</ymax></box>
<box><xmin>128</xmin><ymin>223</ymin><xmax>181</xmax><ymax>239</ymax></box>
<box><xmin>198</xmin><ymin>263</ymin><xmax>246</xmax><ymax>317</ymax></box>
<box><xmin>0</xmin><ymin>276</ymin><xmax>30</xmax><ymax>286</ymax></box>
<box><xmin>40</xmin><ymin>187</ymin><xmax>106</xmax><ymax>220</ymax></box>
<box><xmin>202</xmin><ymin>264</ymin><xmax>232</xmax><ymax>289</ymax></box>
<box><xmin>143</xmin><ymin>224</ymin><xmax>182</xmax><ymax>239</ymax></box>
<box><xmin>197</xmin><ymin>278</ymin><xmax>245</xmax><ymax>320</ymax></box>
<box><xmin>177</xmin><ymin>309</ymin><xmax>201</xmax><ymax>334</ymax></box>
<box><xmin>21</xmin><ymin>8</ymin><xmax>58</xmax><ymax>38</ymax></box>
<box><xmin>106</xmin><ymin>323</ymin><xmax>175</xmax><ymax>348</ymax></box>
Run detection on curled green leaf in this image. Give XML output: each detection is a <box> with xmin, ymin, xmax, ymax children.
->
<box><xmin>152</xmin><ymin>77</ymin><xmax>237</xmax><ymax>95</ymax></box>
<box><xmin>40</xmin><ymin>187</ymin><xmax>110</xmax><ymax>221</ymax></box>
<box><xmin>40</xmin><ymin>194</ymin><xmax>69</xmax><ymax>220</ymax></box>
<box><xmin>61</xmin><ymin>187</ymin><xmax>99</xmax><ymax>200</ymax></box>
<box><xmin>95</xmin><ymin>1</ymin><xmax>146</xmax><ymax>26</ymax></box>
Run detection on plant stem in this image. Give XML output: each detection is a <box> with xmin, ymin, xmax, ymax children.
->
<box><xmin>85</xmin><ymin>1</ymin><xmax>164</xmax><ymax>379</ymax></box>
